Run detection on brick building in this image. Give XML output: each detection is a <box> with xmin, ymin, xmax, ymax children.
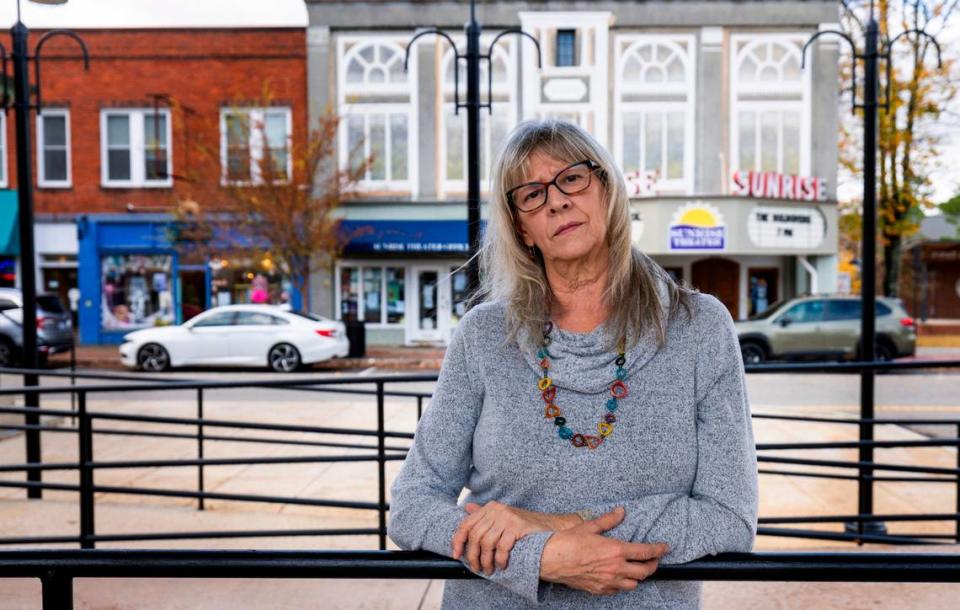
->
<box><xmin>0</xmin><ymin>10</ymin><xmax>308</xmax><ymax>343</ymax></box>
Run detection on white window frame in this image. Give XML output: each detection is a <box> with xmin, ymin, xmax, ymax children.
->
<box><xmin>219</xmin><ymin>107</ymin><xmax>293</xmax><ymax>186</ymax></box>
<box><xmin>334</xmin><ymin>261</ymin><xmax>407</xmax><ymax>327</ymax></box>
<box><xmin>37</xmin><ymin>108</ymin><xmax>72</xmax><ymax>188</ymax></box>
<box><xmin>100</xmin><ymin>108</ymin><xmax>174</xmax><ymax>188</ymax></box>
<box><xmin>0</xmin><ymin>112</ymin><xmax>8</xmax><ymax>188</ymax></box>
<box><xmin>439</xmin><ymin>36</ymin><xmax>517</xmax><ymax>195</ymax></box>
<box><xmin>613</xmin><ymin>34</ymin><xmax>696</xmax><ymax>195</ymax></box>
<box><xmin>337</xmin><ymin>34</ymin><xmax>419</xmax><ymax>195</ymax></box>
<box><xmin>729</xmin><ymin>33</ymin><xmax>812</xmax><ymax>178</ymax></box>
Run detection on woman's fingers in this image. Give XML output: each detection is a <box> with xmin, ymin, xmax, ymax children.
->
<box><xmin>451</xmin><ymin>508</ymin><xmax>487</xmax><ymax>559</ymax></box>
<box><xmin>621</xmin><ymin>557</ymin><xmax>660</xmax><ymax>582</ymax></box>
<box><xmin>580</xmin><ymin>506</ymin><xmax>626</xmax><ymax>534</ymax></box>
<box><xmin>479</xmin><ymin>524</ymin><xmax>505</xmax><ymax>575</ymax></box>
<box><xmin>494</xmin><ymin>531</ymin><xmax>517</xmax><ymax>571</ymax></box>
<box><xmin>623</xmin><ymin>541</ymin><xmax>669</xmax><ymax>562</ymax></box>
<box><xmin>465</xmin><ymin>516</ymin><xmax>496</xmax><ymax>573</ymax></box>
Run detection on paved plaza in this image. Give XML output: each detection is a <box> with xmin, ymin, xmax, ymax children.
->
<box><xmin>1</xmin><ymin>359</ymin><xmax>959</xmax><ymax>608</ymax></box>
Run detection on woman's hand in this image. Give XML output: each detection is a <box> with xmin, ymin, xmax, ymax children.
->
<box><xmin>540</xmin><ymin>507</ymin><xmax>669</xmax><ymax>595</ymax></box>
<box><xmin>451</xmin><ymin>501</ymin><xmax>582</xmax><ymax>575</ymax></box>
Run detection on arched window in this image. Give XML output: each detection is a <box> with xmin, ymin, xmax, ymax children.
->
<box><xmin>731</xmin><ymin>36</ymin><xmax>808</xmax><ymax>176</ymax></box>
<box><xmin>338</xmin><ymin>37</ymin><xmax>417</xmax><ymax>192</ymax></box>
<box><xmin>439</xmin><ymin>39</ymin><xmax>516</xmax><ymax>193</ymax></box>
<box><xmin>613</xmin><ymin>35</ymin><xmax>695</xmax><ymax>195</ymax></box>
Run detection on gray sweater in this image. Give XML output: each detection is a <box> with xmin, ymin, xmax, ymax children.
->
<box><xmin>388</xmin><ymin>287</ymin><xmax>758</xmax><ymax>608</ymax></box>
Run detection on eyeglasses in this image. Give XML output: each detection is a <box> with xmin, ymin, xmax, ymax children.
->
<box><xmin>506</xmin><ymin>160</ymin><xmax>601</xmax><ymax>213</ymax></box>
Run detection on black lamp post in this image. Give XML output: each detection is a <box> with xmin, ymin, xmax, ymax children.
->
<box><xmin>403</xmin><ymin>0</ymin><xmax>541</xmax><ymax>296</ymax></box>
<box><xmin>801</xmin><ymin>0</ymin><xmax>941</xmax><ymax>542</ymax></box>
<box><xmin>3</xmin><ymin>0</ymin><xmax>88</xmax><ymax>499</ymax></box>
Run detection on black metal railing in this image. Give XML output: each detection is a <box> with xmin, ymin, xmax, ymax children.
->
<box><xmin>0</xmin><ymin>360</ymin><xmax>959</xmax><ymax>551</ymax></box>
<box><xmin>2</xmin><ymin>549</ymin><xmax>960</xmax><ymax>610</ymax></box>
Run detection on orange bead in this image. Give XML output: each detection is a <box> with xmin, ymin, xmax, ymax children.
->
<box><xmin>544</xmin><ymin>404</ymin><xmax>561</xmax><ymax>418</ymax></box>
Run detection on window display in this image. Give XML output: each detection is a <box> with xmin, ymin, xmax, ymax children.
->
<box><xmin>101</xmin><ymin>254</ymin><xmax>174</xmax><ymax>329</ymax></box>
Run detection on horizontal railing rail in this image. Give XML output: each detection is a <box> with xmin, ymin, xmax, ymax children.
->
<box><xmin>3</xmin><ymin>550</ymin><xmax>960</xmax><ymax>610</ymax></box>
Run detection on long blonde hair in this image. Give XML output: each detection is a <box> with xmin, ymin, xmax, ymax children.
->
<box><xmin>474</xmin><ymin>119</ymin><xmax>693</xmax><ymax>351</ymax></box>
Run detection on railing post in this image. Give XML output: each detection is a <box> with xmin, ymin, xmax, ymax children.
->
<box><xmin>40</xmin><ymin>569</ymin><xmax>73</xmax><ymax>610</ymax></box>
<box><xmin>416</xmin><ymin>395</ymin><xmax>422</xmax><ymax>421</ymax></box>
<box><xmin>77</xmin><ymin>390</ymin><xmax>95</xmax><ymax>549</ymax></box>
<box><xmin>377</xmin><ymin>380</ymin><xmax>387</xmax><ymax>550</ymax></box>
<box><xmin>956</xmin><ymin>423</ymin><xmax>960</xmax><ymax>543</ymax></box>
<box><xmin>69</xmin><ymin>340</ymin><xmax>76</xmax><ymax>420</ymax></box>
<box><xmin>197</xmin><ymin>387</ymin><xmax>205</xmax><ymax>511</ymax></box>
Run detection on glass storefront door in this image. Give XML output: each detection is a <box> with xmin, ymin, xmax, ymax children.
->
<box><xmin>407</xmin><ymin>264</ymin><xmax>471</xmax><ymax>344</ymax></box>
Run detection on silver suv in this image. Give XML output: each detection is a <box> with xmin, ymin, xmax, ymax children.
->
<box><xmin>0</xmin><ymin>289</ymin><xmax>74</xmax><ymax>367</ymax></box>
<box><xmin>734</xmin><ymin>295</ymin><xmax>917</xmax><ymax>364</ymax></box>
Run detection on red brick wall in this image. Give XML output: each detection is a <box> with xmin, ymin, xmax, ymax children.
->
<box><xmin>0</xmin><ymin>28</ymin><xmax>307</xmax><ymax>215</ymax></box>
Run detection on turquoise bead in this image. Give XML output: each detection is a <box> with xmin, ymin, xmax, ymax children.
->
<box><xmin>558</xmin><ymin>426</ymin><xmax>573</xmax><ymax>440</ymax></box>
<box><xmin>537</xmin><ymin>347</ymin><xmax>547</xmax><ymax>359</ymax></box>
<box><xmin>616</xmin><ymin>368</ymin><xmax>627</xmax><ymax>380</ymax></box>
<box><xmin>606</xmin><ymin>398</ymin><xmax>618</xmax><ymax>411</ymax></box>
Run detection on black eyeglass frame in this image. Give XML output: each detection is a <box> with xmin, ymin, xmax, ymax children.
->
<box><xmin>506</xmin><ymin>159</ymin><xmax>602</xmax><ymax>214</ymax></box>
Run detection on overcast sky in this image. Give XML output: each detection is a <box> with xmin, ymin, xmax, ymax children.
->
<box><xmin>1</xmin><ymin>0</ymin><xmax>956</xmax><ymax>203</ymax></box>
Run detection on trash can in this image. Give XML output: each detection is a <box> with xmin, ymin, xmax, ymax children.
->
<box><xmin>345</xmin><ymin>320</ymin><xmax>366</xmax><ymax>358</ymax></box>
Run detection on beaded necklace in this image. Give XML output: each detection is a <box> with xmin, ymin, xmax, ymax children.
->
<box><xmin>536</xmin><ymin>321</ymin><xmax>627</xmax><ymax>449</ymax></box>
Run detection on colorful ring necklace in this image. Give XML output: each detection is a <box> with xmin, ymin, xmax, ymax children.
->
<box><xmin>536</xmin><ymin>321</ymin><xmax>627</xmax><ymax>449</ymax></box>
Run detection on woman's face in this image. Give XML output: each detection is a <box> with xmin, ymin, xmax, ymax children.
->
<box><xmin>513</xmin><ymin>150</ymin><xmax>609</xmax><ymax>265</ymax></box>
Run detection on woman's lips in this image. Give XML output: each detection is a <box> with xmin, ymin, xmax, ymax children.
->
<box><xmin>554</xmin><ymin>222</ymin><xmax>582</xmax><ymax>237</ymax></box>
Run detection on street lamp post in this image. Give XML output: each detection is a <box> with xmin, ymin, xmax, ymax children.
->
<box><xmin>801</xmin><ymin>0</ymin><xmax>941</xmax><ymax>542</ymax></box>
<box><xmin>4</xmin><ymin>0</ymin><xmax>88</xmax><ymax>498</ymax></box>
<box><xmin>403</xmin><ymin>0</ymin><xmax>541</xmax><ymax>296</ymax></box>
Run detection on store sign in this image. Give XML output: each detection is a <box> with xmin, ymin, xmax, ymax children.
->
<box><xmin>668</xmin><ymin>202</ymin><xmax>725</xmax><ymax>250</ymax></box>
<box><xmin>731</xmin><ymin>170</ymin><xmax>828</xmax><ymax>202</ymax></box>
<box><xmin>747</xmin><ymin>206</ymin><xmax>825</xmax><ymax>249</ymax></box>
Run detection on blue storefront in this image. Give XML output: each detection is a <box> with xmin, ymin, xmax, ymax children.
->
<box><xmin>78</xmin><ymin>215</ymin><xmax>302</xmax><ymax>345</ymax></box>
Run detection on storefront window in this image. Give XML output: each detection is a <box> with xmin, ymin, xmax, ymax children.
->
<box><xmin>450</xmin><ymin>267</ymin><xmax>469</xmax><ymax>326</ymax></box>
<box><xmin>340</xmin><ymin>266</ymin><xmax>360</xmax><ymax>321</ymax></box>
<box><xmin>101</xmin><ymin>254</ymin><xmax>174</xmax><ymax>329</ymax></box>
<box><xmin>209</xmin><ymin>258</ymin><xmax>290</xmax><ymax>308</ymax></box>
<box><xmin>338</xmin><ymin>264</ymin><xmax>405</xmax><ymax>325</ymax></box>
<box><xmin>386</xmin><ymin>267</ymin><xmax>405</xmax><ymax>324</ymax></box>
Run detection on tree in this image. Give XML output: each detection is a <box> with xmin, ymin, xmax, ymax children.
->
<box><xmin>838</xmin><ymin>0</ymin><xmax>958</xmax><ymax>296</ymax></box>
<box><xmin>172</xmin><ymin>92</ymin><xmax>368</xmax><ymax>311</ymax></box>
<box><xmin>941</xmin><ymin>192</ymin><xmax>960</xmax><ymax>237</ymax></box>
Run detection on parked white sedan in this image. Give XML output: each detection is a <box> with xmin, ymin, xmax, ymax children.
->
<box><xmin>119</xmin><ymin>305</ymin><xmax>349</xmax><ymax>372</ymax></box>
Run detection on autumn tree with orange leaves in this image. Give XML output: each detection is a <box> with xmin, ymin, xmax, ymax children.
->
<box><xmin>171</xmin><ymin>92</ymin><xmax>367</xmax><ymax>310</ymax></box>
<box><xmin>838</xmin><ymin>0</ymin><xmax>957</xmax><ymax>296</ymax></box>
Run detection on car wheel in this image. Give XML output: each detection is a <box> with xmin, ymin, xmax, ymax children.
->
<box><xmin>268</xmin><ymin>343</ymin><xmax>301</xmax><ymax>373</ymax></box>
<box><xmin>741</xmin><ymin>342</ymin><xmax>766</xmax><ymax>365</ymax></box>
<box><xmin>874</xmin><ymin>341</ymin><xmax>894</xmax><ymax>362</ymax></box>
<box><xmin>0</xmin><ymin>338</ymin><xmax>18</xmax><ymax>368</ymax></box>
<box><xmin>137</xmin><ymin>343</ymin><xmax>171</xmax><ymax>372</ymax></box>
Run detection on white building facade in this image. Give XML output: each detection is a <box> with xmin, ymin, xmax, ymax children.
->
<box><xmin>305</xmin><ymin>0</ymin><xmax>841</xmax><ymax>345</ymax></box>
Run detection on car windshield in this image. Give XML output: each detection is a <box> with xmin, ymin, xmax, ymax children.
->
<box><xmin>747</xmin><ymin>299</ymin><xmax>786</xmax><ymax>321</ymax></box>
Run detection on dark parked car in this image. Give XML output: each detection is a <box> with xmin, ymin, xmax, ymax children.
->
<box><xmin>0</xmin><ymin>288</ymin><xmax>74</xmax><ymax>367</ymax></box>
<box><xmin>734</xmin><ymin>295</ymin><xmax>916</xmax><ymax>365</ymax></box>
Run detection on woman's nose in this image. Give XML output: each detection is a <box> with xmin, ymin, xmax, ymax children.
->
<box><xmin>545</xmin><ymin>185</ymin><xmax>571</xmax><ymax>212</ymax></box>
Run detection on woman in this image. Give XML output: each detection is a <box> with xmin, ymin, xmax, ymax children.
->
<box><xmin>388</xmin><ymin>120</ymin><xmax>758</xmax><ymax>608</ymax></box>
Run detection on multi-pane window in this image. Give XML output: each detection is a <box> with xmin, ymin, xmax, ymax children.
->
<box><xmin>37</xmin><ymin>109</ymin><xmax>70</xmax><ymax>187</ymax></box>
<box><xmin>101</xmin><ymin>109</ymin><xmax>172</xmax><ymax>187</ymax></box>
<box><xmin>338</xmin><ymin>37</ymin><xmax>416</xmax><ymax>192</ymax></box>
<box><xmin>220</xmin><ymin>108</ymin><xmax>291</xmax><ymax>184</ymax></box>
<box><xmin>337</xmin><ymin>264</ymin><xmax>406</xmax><ymax>325</ymax></box>
<box><xmin>731</xmin><ymin>35</ymin><xmax>808</xmax><ymax>176</ymax></box>
<box><xmin>555</xmin><ymin>30</ymin><xmax>577</xmax><ymax>67</ymax></box>
<box><xmin>440</xmin><ymin>39</ymin><xmax>516</xmax><ymax>193</ymax></box>
<box><xmin>614</xmin><ymin>35</ymin><xmax>695</xmax><ymax>194</ymax></box>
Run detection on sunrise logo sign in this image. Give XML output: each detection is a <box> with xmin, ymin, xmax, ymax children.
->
<box><xmin>668</xmin><ymin>202</ymin><xmax>726</xmax><ymax>251</ymax></box>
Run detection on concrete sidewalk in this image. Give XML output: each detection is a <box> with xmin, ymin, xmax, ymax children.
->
<box><xmin>1</xmin><ymin>384</ymin><xmax>959</xmax><ymax>608</ymax></box>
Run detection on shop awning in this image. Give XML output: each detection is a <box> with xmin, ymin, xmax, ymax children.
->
<box><xmin>0</xmin><ymin>190</ymin><xmax>18</xmax><ymax>256</ymax></box>
<box><xmin>340</xmin><ymin>220</ymin><xmax>481</xmax><ymax>255</ymax></box>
